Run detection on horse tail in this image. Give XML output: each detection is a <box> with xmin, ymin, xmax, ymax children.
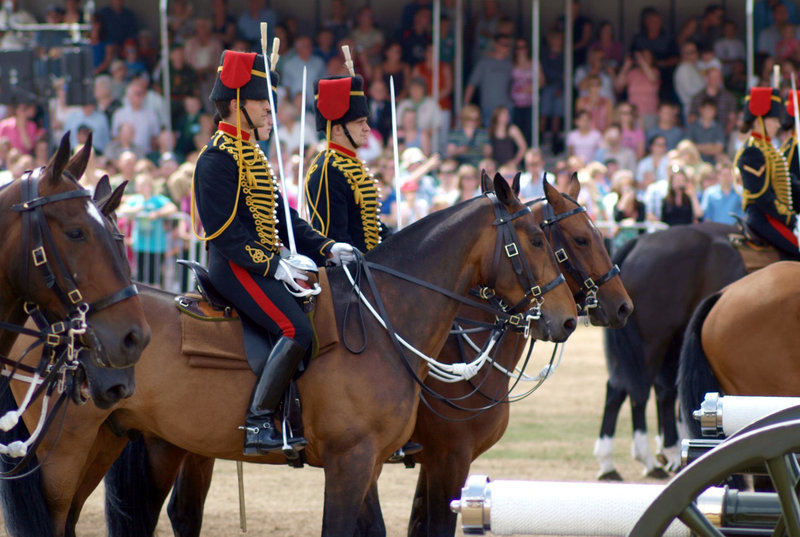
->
<box><xmin>105</xmin><ymin>436</ymin><xmax>159</xmax><ymax>537</ymax></box>
<box><xmin>603</xmin><ymin>312</ymin><xmax>649</xmax><ymax>403</ymax></box>
<box><xmin>678</xmin><ymin>291</ymin><xmax>724</xmax><ymax>439</ymax></box>
<box><xmin>0</xmin><ymin>377</ymin><xmax>56</xmax><ymax>537</ymax></box>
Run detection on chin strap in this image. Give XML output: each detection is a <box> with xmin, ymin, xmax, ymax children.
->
<box><xmin>342</xmin><ymin>123</ymin><xmax>360</xmax><ymax>149</ymax></box>
<box><xmin>240</xmin><ymin>106</ymin><xmax>260</xmax><ymax>141</ymax></box>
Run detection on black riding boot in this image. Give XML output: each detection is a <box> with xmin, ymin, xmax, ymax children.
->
<box><xmin>242</xmin><ymin>337</ymin><xmax>308</xmax><ymax>456</ymax></box>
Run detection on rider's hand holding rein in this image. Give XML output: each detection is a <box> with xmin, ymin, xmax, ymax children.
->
<box><xmin>275</xmin><ymin>259</ymin><xmax>309</xmax><ymax>293</ymax></box>
<box><xmin>329</xmin><ymin>242</ymin><xmax>356</xmax><ymax>265</ymax></box>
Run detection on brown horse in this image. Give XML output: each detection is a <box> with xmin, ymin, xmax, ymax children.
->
<box><xmin>679</xmin><ymin>260</ymin><xmax>800</xmax><ymax>433</ymax></box>
<box><xmin>4</xmin><ymin>175</ymin><xmax>577</xmax><ymax>537</ymax></box>
<box><xmin>101</xmin><ymin>173</ymin><xmax>631</xmax><ymax>537</ymax></box>
<box><xmin>0</xmin><ymin>135</ymin><xmax>150</xmax><ymax>537</ymax></box>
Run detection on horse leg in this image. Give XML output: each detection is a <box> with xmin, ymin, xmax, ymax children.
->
<box><xmin>65</xmin><ymin>428</ymin><xmax>130</xmax><ymax>537</ymax></box>
<box><xmin>167</xmin><ymin>453</ymin><xmax>216</xmax><ymax>537</ymax></box>
<box><xmin>321</xmin><ymin>449</ymin><xmax>379</xmax><ymax>537</ymax></box>
<box><xmin>416</xmin><ymin>450</ymin><xmax>472</xmax><ymax>537</ymax></box>
<box><xmin>594</xmin><ymin>381</ymin><xmax>626</xmax><ymax>481</ymax></box>
<box><xmin>354</xmin><ymin>480</ymin><xmax>386</xmax><ymax>537</ymax></box>
<box><xmin>653</xmin><ymin>381</ymin><xmax>680</xmax><ymax>472</ymax></box>
<box><xmin>407</xmin><ymin>465</ymin><xmax>428</xmax><ymax>537</ymax></box>
<box><xmin>630</xmin><ymin>394</ymin><xmax>668</xmax><ymax>479</ymax></box>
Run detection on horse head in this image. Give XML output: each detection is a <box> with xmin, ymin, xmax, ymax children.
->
<box><xmin>542</xmin><ymin>173</ymin><xmax>633</xmax><ymax>328</ymax></box>
<box><xmin>0</xmin><ymin>133</ymin><xmax>149</xmax><ymax>400</ymax></box>
<box><xmin>476</xmin><ymin>172</ymin><xmax>577</xmax><ymax>342</ymax></box>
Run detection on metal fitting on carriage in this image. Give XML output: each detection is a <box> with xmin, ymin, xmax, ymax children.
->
<box><xmin>693</xmin><ymin>392</ymin><xmax>724</xmax><ymax>437</ymax></box>
<box><xmin>449</xmin><ymin>474</ymin><xmax>491</xmax><ymax>534</ymax></box>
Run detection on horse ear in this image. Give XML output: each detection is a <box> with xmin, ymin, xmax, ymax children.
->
<box><xmin>543</xmin><ymin>174</ymin><xmax>557</xmax><ymax>203</ymax></box>
<box><xmin>493</xmin><ymin>173</ymin><xmax>515</xmax><ymax>206</ymax></box>
<box><xmin>100</xmin><ymin>179</ymin><xmax>127</xmax><ymax>216</ymax></box>
<box><xmin>66</xmin><ymin>132</ymin><xmax>93</xmax><ymax>182</ymax></box>
<box><xmin>47</xmin><ymin>132</ymin><xmax>72</xmax><ymax>185</ymax></box>
<box><xmin>511</xmin><ymin>172</ymin><xmax>521</xmax><ymax>197</ymax></box>
<box><xmin>480</xmin><ymin>169</ymin><xmax>494</xmax><ymax>193</ymax></box>
<box><xmin>567</xmin><ymin>171</ymin><xmax>581</xmax><ymax>199</ymax></box>
<box><xmin>93</xmin><ymin>174</ymin><xmax>111</xmax><ymax>203</ymax></box>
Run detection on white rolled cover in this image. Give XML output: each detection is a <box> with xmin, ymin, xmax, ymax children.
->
<box><xmin>487</xmin><ymin>481</ymin><xmax>690</xmax><ymax>536</ymax></box>
<box><xmin>721</xmin><ymin>396</ymin><xmax>800</xmax><ymax>437</ymax></box>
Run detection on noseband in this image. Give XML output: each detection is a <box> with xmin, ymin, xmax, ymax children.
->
<box><xmin>535</xmin><ymin>194</ymin><xmax>620</xmax><ymax>312</ymax></box>
<box><xmin>11</xmin><ymin>167</ymin><xmax>139</xmax><ymax>367</ymax></box>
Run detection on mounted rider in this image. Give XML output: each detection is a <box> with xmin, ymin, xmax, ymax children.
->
<box><xmin>192</xmin><ymin>50</ymin><xmax>355</xmax><ymax>455</ymax></box>
<box><xmin>735</xmin><ymin>87</ymin><xmax>800</xmax><ymax>260</ymax></box>
<box><xmin>304</xmin><ymin>73</ymin><xmax>388</xmax><ymax>252</ymax></box>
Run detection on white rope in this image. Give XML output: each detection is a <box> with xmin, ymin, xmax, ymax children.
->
<box><xmin>341</xmin><ymin>264</ymin><xmax>498</xmax><ymax>383</ymax></box>
<box><xmin>0</xmin><ymin>371</ymin><xmax>42</xmax><ymax>432</ymax></box>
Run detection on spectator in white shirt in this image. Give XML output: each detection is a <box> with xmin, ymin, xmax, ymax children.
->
<box><xmin>112</xmin><ymin>80</ymin><xmax>161</xmax><ymax>152</ymax></box>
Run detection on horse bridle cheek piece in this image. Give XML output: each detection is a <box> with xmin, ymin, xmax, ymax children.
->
<box><xmin>536</xmin><ymin>196</ymin><xmax>620</xmax><ymax>313</ymax></box>
<box><xmin>11</xmin><ymin>167</ymin><xmax>139</xmax><ymax>369</ymax></box>
<box><xmin>484</xmin><ymin>192</ymin><xmax>565</xmax><ymax>336</ymax></box>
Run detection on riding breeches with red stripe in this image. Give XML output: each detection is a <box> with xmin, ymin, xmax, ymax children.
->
<box><xmin>208</xmin><ymin>247</ymin><xmax>313</xmax><ymax>348</ymax></box>
<box><xmin>746</xmin><ymin>210</ymin><xmax>800</xmax><ymax>260</ymax></box>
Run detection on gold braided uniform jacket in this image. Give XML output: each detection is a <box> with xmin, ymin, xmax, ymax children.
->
<box><xmin>736</xmin><ymin>133</ymin><xmax>795</xmax><ymax>227</ymax></box>
<box><xmin>304</xmin><ymin>143</ymin><xmax>387</xmax><ymax>252</ymax></box>
<box><xmin>194</xmin><ymin>123</ymin><xmax>334</xmax><ymax>277</ymax></box>
<box><xmin>780</xmin><ymin>135</ymin><xmax>800</xmax><ymax>211</ymax></box>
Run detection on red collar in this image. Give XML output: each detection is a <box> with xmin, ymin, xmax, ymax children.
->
<box><xmin>218</xmin><ymin>121</ymin><xmax>251</xmax><ymax>142</ymax></box>
<box><xmin>327</xmin><ymin>142</ymin><xmax>356</xmax><ymax>158</ymax></box>
<box><xmin>751</xmin><ymin>131</ymin><xmax>771</xmax><ymax>142</ymax></box>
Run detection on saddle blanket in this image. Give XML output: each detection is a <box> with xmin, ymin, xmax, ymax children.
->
<box><xmin>178</xmin><ymin>268</ymin><xmax>339</xmax><ymax>369</ymax></box>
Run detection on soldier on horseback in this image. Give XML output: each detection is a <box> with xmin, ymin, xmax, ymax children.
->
<box><xmin>192</xmin><ymin>50</ymin><xmax>355</xmax><ymax>455</ymax></box>
<box><xmin>735</xmin><ymin>87</ymin><xmax>800</xmax><ymax>260</ymax></box>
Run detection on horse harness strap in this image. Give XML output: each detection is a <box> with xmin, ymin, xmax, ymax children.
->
<box><xmin>486</xmin><ymin>193</ymin><xmax>565</xmax><ymax>318</ymax></box>
<box><xmin>537</xmin><ymin>197</ymin><xmax>620</xmax><ymax>312</ymax></box>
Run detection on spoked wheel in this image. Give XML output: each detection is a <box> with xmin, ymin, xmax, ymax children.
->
<box><xmin>629</xmin><ymin>417</ymin><xmax>800</xmax><ymax>537</ymax></box>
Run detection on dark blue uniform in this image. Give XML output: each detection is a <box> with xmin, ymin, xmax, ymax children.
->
<box><xmin>305</xmin><ymin>142</ymin><xmax>384</xmax><ymax>252</ymax></box>
<box><xmin>194</xmin><ymin>122</ymin><xmax>334</xmax><ymax>348</ymax></box>
<box><xmin>737</xmin><ymin>132</ymin><xmax>800</xmax><ymax>259</ymax></box>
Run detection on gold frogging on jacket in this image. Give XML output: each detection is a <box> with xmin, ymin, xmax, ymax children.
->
<box><xmin>738</xmin><ymin>136</ymin><xmax>793</xmax><ymax>224</ymax></box>
<box><xmin>308</xmin><ymin>149</ymin><xmax>381</xmax><ymax>250</ymax></box>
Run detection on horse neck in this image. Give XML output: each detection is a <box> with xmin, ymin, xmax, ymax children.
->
<box><xmin>0</xmin><ymin>183</ymin><xmax>26</xmax><ymax>356</ymax></box>
<box><xmin>336</xmin><ymin>199</ymin><xmax>496</xmax><ymax>358</ymax></box>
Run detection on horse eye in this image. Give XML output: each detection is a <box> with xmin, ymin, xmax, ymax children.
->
<box><xmin>66</xmin><ymin>228</ymin><xmax>86</xmax><ymax>241</ymax></box>
<box><xmin>574</xmin><ymin>237</ymin><xmax>589</xmax><ymax>247</ymax></box>
<box><xmin>531</xmin><ymin>237</ymin><xmax>544</xmax><ymax>248</ymax></box>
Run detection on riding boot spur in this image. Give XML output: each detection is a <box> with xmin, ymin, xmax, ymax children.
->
<box><xmin>242</xmin><ymin>337</ymin><xmax>308</xmax><ymax>456</ymax></box>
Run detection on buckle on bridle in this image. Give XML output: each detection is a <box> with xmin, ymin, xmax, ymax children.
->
<box><xmin>530</xmin><ymin>285</ymin><xmax>542</xmax><ymax>297</ymax></box>
<box><xmin>555</xmin><ymin>248</ymin><xmax>568</xmax><ymax>263</ymax></box>
<box><xmin>504</xmin><ymin>243</ymin><xmax>519</xmax><ymax>257</ymax></box>
<box><xmin>68</xmin><ymin>290</ymin><xmax>84</xmax><ymax>305</ymax></box>
<box><xmin>32</xmin><ymin>247</ymin><xmax>47</xmax><ymax>266</ymax></box>
<box><xmin>508</xmin><ymin>313</ymin><xmax>523</xmax><ymax>326</ymax></box>
<box><xmin>479</xmin><ymin>287</ymin><xmax>495</xmax><ymax>300</ymax></box>
<box><xmin>583</xmin><ymin>277</ymin><xmax>596</xmax><ymax>289</ymax></box>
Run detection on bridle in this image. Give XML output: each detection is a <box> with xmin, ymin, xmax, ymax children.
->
<box><xmin>537</xmin><ymin>194</ymin><xmax>620</xmax><ymax>313</ymax></box>
<box><xmin>340</xmin><ymin>192</ymin><xmax>567</xmax><ymax>410</ymax></box>
<box><xmin>9</xmin><ymin>167</ymin><xmax>139</xmax><ymax>369</ymax></box>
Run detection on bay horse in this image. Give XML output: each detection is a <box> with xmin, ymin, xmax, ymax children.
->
<box><xmin>104</xmin><ymin>173</ymin><xmax>632</xmax><ymax>537</ymax></box>
<box><xmin>0</xmin><ymin>135</ymin><xmax>150</xmax><ymax>537</ymax></box>
<box><xmin>679</xmin><ymin>260</ymin><xmax>800</xmax><ymax>438</ymax></box>
<box><xmin>4</xmin><ymin>175</ymin><xmax>577</xmax><ymax>537</ymax></box>
<box><xmin>596</xmin><ymin>221</ymin><xmax>746</xmax><ymax>480</ymax></box>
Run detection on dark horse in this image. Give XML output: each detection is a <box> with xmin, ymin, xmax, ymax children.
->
<box><xmin>4</xmin><ymin>175</ymin><xmax>577</xmax><ymax>537</ymax></box>
<box><xmin>596</xmin><ymin>221</ymin><xmax>747</xmax><ymax>480</ymax></box>
<box><xmin>679</xmin><ymin>261</ymin><xmax>800</xmax><ymax>438</ymax></box>
<box><xmin>0</xmin><ymin>135</ymin><xmax>150</xmax><ymax>537</ymax></box>
<box><xmin>96</xmin><ymin>173</ymin><xmax>632</xmax><ymax>537</ymax></box>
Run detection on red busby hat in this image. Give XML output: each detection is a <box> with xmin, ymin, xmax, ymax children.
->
<box><xmin>744</xmin><ymin>87</ymin><xmax>783</xmax><ymax>123</ymax></box>
<box><xmin>209</xmin><ymin>50</ymin><xmax>279</xmax><ymax>103</ymax></box>
<box><xmin>314</xmin><ymin>75</ymin><xmax>369</xmax><ymax>132</ymax></box>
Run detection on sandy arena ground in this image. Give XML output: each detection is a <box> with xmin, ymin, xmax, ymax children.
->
<box><xmin>4</xmin><ymin>324</ymin><xmax>669</xmax><ymax>536</ymax></box>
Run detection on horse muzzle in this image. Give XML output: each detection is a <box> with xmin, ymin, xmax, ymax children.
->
<box><xmin>77</xmin><ymin>356</ymin><xmax>136</xmax><ymax>409</ymax></box>
<box><xmin>526</xmin><ymin>309</ymin><xmax>577</xmax><ymax>343</ymax></box>
<box><xmin>82</xmin><ymin>320</ymin><xmax>150</xmax><ymax>369</ymax></box>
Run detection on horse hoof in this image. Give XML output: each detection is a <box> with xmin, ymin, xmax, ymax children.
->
<box><xmin>598</xmin><ymin>470</ymin><xmax>623</xmax><ymax>481</ymax></box>
<box><xmin>646</xmin><ymin>467</ymin><xmax>670</xmax><ymax>479</ymax></box>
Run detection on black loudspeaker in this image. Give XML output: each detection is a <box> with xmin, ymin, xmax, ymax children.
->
<box><xmin>0</xmin><ymin>50</ymin><xmax>36</xmax><ymax>105</ymax></box>
<box><xmin>62</xmin><ymin>46</ymin><xmax>94</xmax><ymax>106</ymax></box>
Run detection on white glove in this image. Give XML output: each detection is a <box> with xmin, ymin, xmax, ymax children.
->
<box><xmin>274</xmin><ymin>259</ymin><xmax>308</xmax><ymax>293</ymax></box>
<box><xmin>330</xmin><ymin>242</ymin><xmax>356</xmax><ymax>265</ymax></box>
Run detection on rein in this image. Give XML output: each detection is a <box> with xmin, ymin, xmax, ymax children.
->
<box><xmin>340</xmin><ymin>193</ymin><xmax>566</xmax><ymax>411</ymax></box>
<box><xmin>0</xmin><ymin>168</ymin><xmax>138</xmax><ymax>474</ymax></box>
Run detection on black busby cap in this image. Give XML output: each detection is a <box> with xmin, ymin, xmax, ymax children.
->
<box><xmin>743</xmin><ymin>87</ymin><xmax>784</xmax><ymax>124</ymax></box>
<box><xmin>209</xmin><ymin>50</ymin><xmax>279</xmax><ymax>103</ymax></box>
<box><xmin>314</xmin><ymin>75</ymin><xmax>369</xmax><ymax>132</ymax></box>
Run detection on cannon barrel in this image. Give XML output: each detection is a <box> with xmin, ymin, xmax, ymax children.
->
<box><xmin>694</xmin><ymin>393</ymin><xmax>800</xmax><ymax>437</ymax></box>
<box><xmin>451</xmin><ymin>475</ymin><xmax>782</xmax><ymax>536</ymax></box>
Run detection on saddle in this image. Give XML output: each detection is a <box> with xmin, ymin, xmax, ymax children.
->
<box><xmin>728</xmin><ymin>218</ymin><xmax>781</xmax><ymax>274</ymax></box>
<box><xmin>174</xmin><ymin>260</ymin><xmax>340</xmax><ymax>370</ymax></box>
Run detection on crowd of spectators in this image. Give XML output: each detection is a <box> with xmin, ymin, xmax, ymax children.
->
<box><xmin>2</xmin><ymin>0</ymin><xmax>796</xmax><ymax>288</ymax></box>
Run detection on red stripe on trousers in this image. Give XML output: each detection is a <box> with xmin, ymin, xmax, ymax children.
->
<box><xmin>765</xmin><ymin>213</ymin><xmax>799</xmax><ymax>247</ymax></box>
<box><xmin>228</xmin><ymin>261</ymin><xmax>296</xmax><ymax>339</ymax></box>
